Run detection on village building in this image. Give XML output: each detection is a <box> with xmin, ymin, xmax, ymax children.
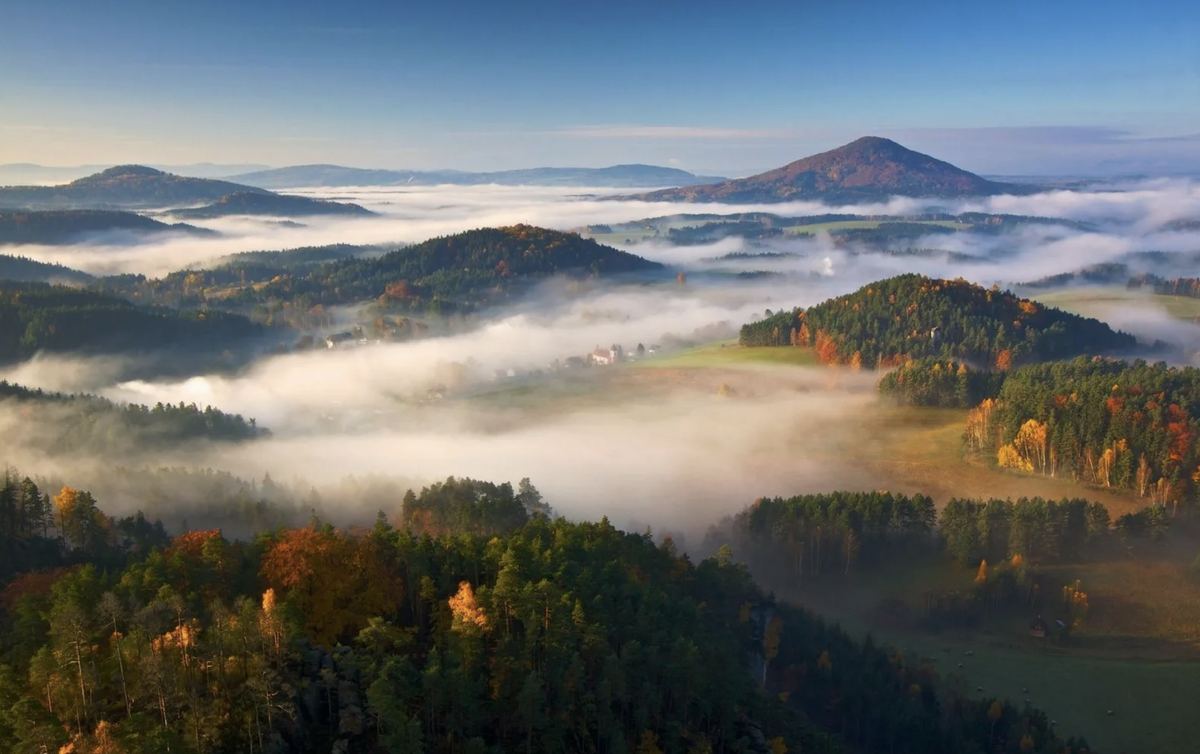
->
<box><xmin>591</xmin><ymin>344</ymin><xmax>624</xmax><ymax>365</ymax></box>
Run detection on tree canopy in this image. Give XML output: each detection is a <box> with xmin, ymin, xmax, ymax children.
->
<box><xmin>740</xmin><ymin>274</ymin><xmax>1136</xmax><ymax>369</ymax></box>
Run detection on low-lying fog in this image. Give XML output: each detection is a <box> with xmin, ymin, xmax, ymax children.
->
<box><xmin>3</xmin><ymin>179</ymin><xmax>1200</xmax><ymax>537</ymax></box>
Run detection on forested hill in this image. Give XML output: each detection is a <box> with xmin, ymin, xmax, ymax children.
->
<box><xmin>740</xmin><ymin>274</ymin><xmax>1137</xmax><ymax>368</ymax></box>
<box><xmin>0</xmin><ymin>281</ymin><xmax>262</xmax><ymax>364</ymax></box>
<box><xmin>221</xmin><ymin>224</ymin><xmax>664</xmax><ymax>313</ymax></box>
<box><xmin>0</xmin><ymin>165</ymin><xmax>267</xmax><ymax>210</ymax></box>
<box><xmin>0</xmin><ymin>209</ymin><xmax>211</xmax><ymax>245</ymax></box>
<box><xmin>0</xmin><ymin>473</ymin><xmax>1090</xmax><ymax>754</ymax></box>
<box><xmin>169</xmin><ymin>191</ymin><xmax>375</xmax><ymax>218</ymax></box>
<box><xmin>0</xmin><ymin>254</ymin><xmax>93</xmax><ymax>284</ymax></box>
<box><xmin>618</xmin><ymin>137</ymin><xmax>1035</xmax><ymax>203</ymax></box>
<box><xmin>0</xmin><ymin>379</ymin><xmax>264</xmax><ymax>455</ymax></box>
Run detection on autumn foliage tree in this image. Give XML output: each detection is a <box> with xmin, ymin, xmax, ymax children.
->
<box><xmin>261</xmin><ymin>524</ymin><xmax>403</xmax><ymax>646</ymax></box>
<box><xmin>978</xmin><ymin>357</ymin><xmax>1200</xmax><ymax>506</ymax></box>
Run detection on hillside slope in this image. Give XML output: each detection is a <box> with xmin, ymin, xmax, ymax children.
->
<box><xmin>623</xmin><ymin>137</ymin><xmax>1034</xmax><ymax>203</ymax></box>
<box><xmin>740</xmin><ymin>273</ymin><xmax>1136</xmax><ymax>367</ymax></box>
<box><xmin>0</xmin><ymin>281</ymin><xmax>262</xmax><ymax>364</ymax></box>
<box><xmin>0</xmin><ymin>165</ymin><xmax>267</xmax><ymax>209</ymax></box>
<box><xmin>0</xmin><ymin>209</ymin><xmax>211</xmax><ymax>245</ymax></box>
<box><xmin>0</xmin><ymin>254</ymin><xmax>94</xmax><ymax>284</ymax></box>
<box><xmin>253</xmin><ymin>224</ymin><xmax>664</xmax><ymax>311</ymax></box>
<box><xmin>0</xmin><ymin>166</ymin><xmax>370</xmax><ymax>215</ymax></box>
<box><xmin>170</xmin><ymin>191</ymin><xmax>374</xmax><ymax>218</ymax></box>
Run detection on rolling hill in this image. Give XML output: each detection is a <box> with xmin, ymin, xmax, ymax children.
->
<box><xmin>0</xmin><ymin>280</ymin><xmax>262</xmax><ymax>364</ymax></box>
<box><xmin>229</xmin><ymin>163</ymin><xmax>726</xmax><ymax>189</ymax></box>
<box><xmin>740</xmin><ymin>273</ymin><xmax>1137</xmax><ymax>367</ymax></box>
<box><xmin>0</xmin><ymin>254</ymin><xmax>94</xmax><ymax>284</ymax></box>
<box><xmin>95</xmin><ymin>225</ymin><xmax>664</xmax><ymax>322</ymax></box>
<box><xmin>0</xmin><ymin>166</ymin><xmax>371</xmax><ymax>215</ymax></box>
<box><xmin>169</xmin><ymin>191</ymin><xmax>374</xmax><ymax>218</ymax></box>
<box><xmin>619</xmin><ymin>137</ymin><xmax>1037</xmax><ymax>203</ymax></box>
<box><xmin>0</xmin><ymin>165</ymin><xmax>267</xmax><ymax>209</ymax></box>
<box><xmin>0</xmin><ymin>209</ymin><xmax>213</xmax><ymax>245</ymax></box>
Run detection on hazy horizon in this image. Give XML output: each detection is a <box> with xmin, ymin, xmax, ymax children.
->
<box><xmin>3</xmin><ymin>0</ymin><xmax>1198</xmax><ymax>177</ymax></box>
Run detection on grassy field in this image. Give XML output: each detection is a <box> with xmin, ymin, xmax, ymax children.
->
<box><xmin>846</xmin><ymin>404</ymin><xmax>1146</xmax><ymax>516</ymax></box>
<box><xmin>768</xmin><ymin>549</ymin><xmax>1200</xmax><ymax>754</ymax></box>
<box><xmin>632</xmin><ymin>343</ymin><xmax>821</xmax><ymax>368</ymax></box>
<box><xmin>1034</xmin><ymin>287</ymin><xmax>1200</xmax><ymax>322</ymax></box>
<box><xmin>789</xmin><ymin>584</ymin><xmax>1200</xmax><ymax>754</ymax></box>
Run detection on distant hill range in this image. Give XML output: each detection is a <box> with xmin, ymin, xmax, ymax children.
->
<box><xmin>0</xmin><ymin>162</ymin><xmax>271</xmax><ymax>186</ymax></box>
<box><xmin>0</xmin><ymin>209</ymin><xmax>213</xmax><ymax>246</ymax></box>
<box><xmin>169</xmin><ymin>191</ymin><xmax>373</xmax><ymax>219</ymax></box>
<box><xmin>617</xmin><ymin>137</ymin><xmax>1039</xmax><ymax>203</ymax></box>
<box><xmin>0</xmin><ymin>166</ymin><xmax>371</xmax><ymax>216</ymax></box>
<box><xmin>227</xmin><ymin>164</ymin><xmax>726</xmax><ymax>189</ymax></box>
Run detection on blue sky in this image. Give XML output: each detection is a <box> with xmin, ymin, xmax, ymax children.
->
<box><xmin>1</xmin><ymin>0</ymin><xmax>1197</xmax><ymax>175</ymax></box>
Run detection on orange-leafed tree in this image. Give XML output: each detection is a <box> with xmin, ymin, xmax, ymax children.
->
<box><xmin>53</xmin><ymin>486</ymin><xmax>109</xmax><ymax>555</ymax></box>
<box><xmin>994</xmin><ymin>349</ymin><xmax>1013</xmax><ymax>371</ymax></box>
<box><xmin>814</xmin><ymin>329</ymin><xmax>839</xmax><ymax>364</ymax></box>
<box><xmin>261</xmin><ymin>526</ymin><xmax>403</xmax><ymax>646</ymax></box>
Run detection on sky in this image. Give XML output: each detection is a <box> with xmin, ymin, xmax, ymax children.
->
<box><xmin>1</xmin><ymin>0</ymin><xmax>1198</xmax><ymax>176</ymax></box>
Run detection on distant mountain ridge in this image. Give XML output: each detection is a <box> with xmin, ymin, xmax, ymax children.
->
<box><xmin>617</xmin><ymin>137</ymin><xmax>1038</xmax><ymax>203</ymax></box>
<box><xmin>0</xmin><ymin>162</ymin><xmax>271</xmax><ymax>186</ymax></box>
<box><xmin>0</xmin><ymin>166</ymin><xmax>373</xmax><ymax>216</ymax></box>
<box><xmin>228</xmin><ymin>163</ymin><xmax>726</xmax><ymax>189</ymax></box>
<box><xmin>0</xmin><ymin>166</ymin><xmax>266</xmax><ymax>210</ymax></box>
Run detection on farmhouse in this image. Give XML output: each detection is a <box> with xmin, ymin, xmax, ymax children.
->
<box><xmin>591</xmin><ymin>344</ymin><xmax>624</xmax><ymax>365</ymax></box>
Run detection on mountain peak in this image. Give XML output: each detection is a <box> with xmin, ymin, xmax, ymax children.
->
<box><xmin>617</xmin><ymin>137</ymin><xmax>1034</xmax><ymax>203</ymax></box>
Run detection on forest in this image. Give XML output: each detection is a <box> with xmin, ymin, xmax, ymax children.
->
<box><xmin>0</xmin><ymin>282</ymin><xmax>262</xmax><ymax>365</ymax></box>
<box><xmin>0</xmin><ymin>475</ymin><xmax>1094</xmax><ymax>754</ymax></box>
<box><xmin>244</xmin><ymin>225</ymin><xmax>663</xmax><ymax>314</ymax></box>
<box><xmin>710</xmin><ymin>490</ymin><xmax>1164</xmax><ymax>582</ymax></box>
<box><xmin>710</xmin><ymin>490</ymin><xmax>1169</xmax><ymax>638</ymax></box>
<box><xmin>968</xmin><ymin>357</ymin><xmax>1200</xmax><ymax>507</ymax></box>
<box><xmin>91</xmin><ymin>227</ymin><xmax>662</xmax><ymax>327</ymax></box>
<box><xmin>0</xmin><ymin>253</ymin><xmax>93</xmax><ymax>285</ymax></box>
<box><xmin>0</xmin><ymin>380</ymin><xmax>263</xmax><ymax>455</ymax></box>
<box><xmin>0</xmin><ymin>210</ymin><xmax>207</xmax><ymax>246</ymax></box>
<box><xmin>170</xmin><ymin>192</ymin><xmax>373</xmax><ymax>219</ymax></box>
<box><xmin>739</xmin><ymin>274</ymin><xmax>1137</xmax><ymax>368</ymax></box>
<box><xmin>1127</xmin><ymin>273</ymin><xmax>1200</xmax><ymax>299</ymax></box>
<box><xmin>877</xmin><ymin>358</ymin><xmax>1006</xmax><ymax>408</ymax></box>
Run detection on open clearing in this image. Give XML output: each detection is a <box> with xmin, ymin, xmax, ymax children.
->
<box><xmin>633</xmin><ymin>342</ymin><xmax>820</xmax><ymax>368</ymax></box>
<box><xmin>775</xmin><ymin>568</ymin><xmax>1200</xmax><ymax>754</ymax></box>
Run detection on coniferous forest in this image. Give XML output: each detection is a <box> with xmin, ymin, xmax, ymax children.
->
<box><xmin>0</xmin><ymin>474</ymin><xmax>1095</xmax><ymax>754</ymax></box>
<box><xmin>739</xmin><ymin>274</ymin><xmax>1137</xmax><ymax>368</ymax></box>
